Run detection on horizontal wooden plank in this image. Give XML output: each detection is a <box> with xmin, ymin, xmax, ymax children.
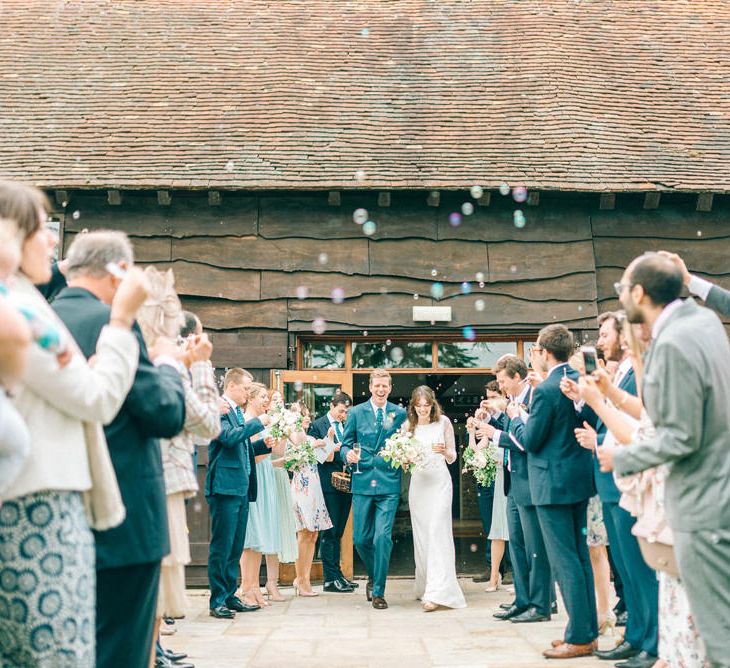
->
<box><xmin>593</xmin><ymin>237</ymin><xmax>730</xmax><ymax>275</ymax></box>
<box><xmin>488</xmin><ymin>240</ymin><xmax>596</xmax><ymax>282</ymax></box>
<box><xmin>591</xmin><ymin>207</ymin><xmax>730</xmax><ymax>240</ymax></box>
<box><xmin>369</xmin><ymin>239</ymin><xmax>488</xmax><ymax>281</ymax></box>
<box><xmin>259</xmin><ymin>193</ymin><xmax>439</xmax><ymax>240</ymax></box>
<box><xmin>63</xmin><ymin>232</ymin><xmax>172</xmax><ymax>262</ymax></box>
<box><xmin>64</xmin><ymin>191</ymin><xmax>257</xmax><ymax>237</ymax></box>
<box><xmin>208</xmin><ymin>331</ymin><xmax>288</xmax><ymax>368</ymax></box>
<box><xmin>172</xmin><ymin>236</ymin><xmax>369</xmax><ymax>274</ymax></box>
<box><xmin>261</xmin><ymin>270</ymin><xmax>596</xmax><ymax>302</ymax></box>
<box><xmin>180</xmin><ymin>297</ymin><xmax>287</xmax><ymax>330</ymax></box>
<box><xmin>146</xmin><ymin>260</ymin><xmax>260</xmax><ymax>300</ymax></box>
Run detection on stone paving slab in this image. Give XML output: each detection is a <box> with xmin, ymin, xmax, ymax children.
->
<box><xmin>165</xmin><ymin>580</ymin><xmax>618</xmax><ymax>667</ymax></box>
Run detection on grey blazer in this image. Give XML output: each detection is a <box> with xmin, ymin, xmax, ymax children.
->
<box><xmin>613</xmin><ymin>299</ymin><xmax>730</xmax><ymax>532</ymax></box>
<box><xmin>706</xmin><ymin>283</ymin><xmax>730</xmax><ymax>319</ymax></box>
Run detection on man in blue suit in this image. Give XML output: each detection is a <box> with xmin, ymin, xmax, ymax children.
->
<box><xmin>508</xmin><ymin>325</ymin><xmax>598</xmax><ymax>659</ymax></box>
<box><xmin>340</xmin><ymin>369</ymin><xmax>407</xmax><ymax>609</ymax></box>
<box><xmin>205</xmin><ymin>368</ymin><xmax>271</xmax><ymax>619</ymax></box>
<box><xmin>564</xmin><ymin>312</ymin><xmax>659</xmax><ymax>666</ymax></box>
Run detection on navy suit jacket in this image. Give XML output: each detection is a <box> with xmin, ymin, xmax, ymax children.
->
<box><xmin>52</xmin><ymin>287</ymin><xmax>186</xmax><ymax>569</ymax></box>
<box><xmin>579</xmin><ymin>367</ymin><xmax>637</xmax><ymax>503</ymax></box>
<box><xmin>509</xmin><ymin>364</ymin><xmax>594</xmax><ymax>506</ymax></box>
<box><xmin>496</xmin><ymin>407</ymin><xmax>534</xmax><ymax>506</ymax></box>
<box><xmin>205</xmin><ymin>408</ymin><xmax>266</xmax><ymax>501</ymax></box>
<box><xmin>309</xmin><ymin>413</ymin><xmax>345</xmax><ymax>495</ymax></box>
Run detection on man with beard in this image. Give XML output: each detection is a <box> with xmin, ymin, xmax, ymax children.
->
<box><xmin>598</xmin><ymin>253</ymin><xmax>730</xmax><ymax>668</ymax></box>
<box><xmin>563</xmin><ymin>313</ymin><xmax>659</xmax><ymax>667</ymax></box>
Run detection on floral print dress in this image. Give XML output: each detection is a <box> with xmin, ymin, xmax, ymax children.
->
<box><xmin>291</xmin><ymin>464</ymin><xmax>332</xmax><ymax>533</ymax></box>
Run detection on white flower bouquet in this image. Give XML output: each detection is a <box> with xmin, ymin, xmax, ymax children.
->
<box><xmin>379</xmin><ymin>431</ymin><xmax>425</xmax><ymax>473</ymax></box>
<box><xmin>268</xmin><ymin>406</ymin><xmax>303</xmax><ymax>440</ymax></box>
<box><xmin>462</xmin><ymin>442</ymin><xmax>498</xmax><ymax>487</ymax></box>
<box><xmin>284</xmin><ymin>435</ymin><xmax>317</xmax><ymax>472</ymax></box>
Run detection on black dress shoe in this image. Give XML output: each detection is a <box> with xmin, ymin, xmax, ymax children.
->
<box><xmin>615</xmin><ymin>610</ymin><xmax>628</xmax><ymax>627</ymax></box>
<box><xmin>324</xmin><ymin>580</ymin><xmax>354</xmax><ymax>593</ymax></box>
<box><xmin>499</xmin><ymin>602</ymin><xmax>514</xmax><ymax>610</ymax></box>
<box><xmin>493</xmin><ymin>604</ymin><xmax>526</xmax><ymax>620</ymax></box>
<box><xmin>372</xmin><ymin>596</ymin><xmax>388</xmax><ymax>610</ymax></box>
<box><xmin>341</xmin><ymin>577</ymin><xmax>359</xmax><ymax>588</ymax></box>
<box><xmin>155</xmin><ymin>657</ymin><xmax>194</xmax><ymax>668</ymax></box>
<box><xmin>226</xmin><ymin>596</ymin><xmax>260</xmax><ymax>612</ymax></box>
<box><xmin>209</xmin><ymin>605</ymin><xmax>235</xmax><ymax>619</ymax></box>
<box><xmin>594</xmin><ymin>640</ymin><xmax>639</xmax><ymax>661</ymax></box>
<box><xmin>366</xmin><ymin>580</ymin><xmax>373</xmax><ymax>602</ymax></box>
<box><xmin>615</xmin><ymin>651</ymin><xmax>659</xmax><ymax>668</ymax></box>
<box><xmin>163</xmin><ymin>651</ymin><xmax>188</xmax><ymax>662</ymax></box>
<box><xmin>510</xmin><ymin>607</ymin><xmax>551</xmax><ymax>623</ymax></box>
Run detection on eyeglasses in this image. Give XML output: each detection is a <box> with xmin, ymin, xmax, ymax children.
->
<box><xmin>531</xmin><ymin>346</ymin><xmax>544</xmax><ymax>353</ymax></box>
<box><xmin>613</xmin><ymin>281</ymin><xmax>632</xmax><ymax>296</ymax></box>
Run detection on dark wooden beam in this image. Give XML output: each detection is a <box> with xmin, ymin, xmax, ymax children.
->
<box><xmin>527</xmin><ymin>191</ymin><xmax>540</xmax><ymax>207</ymax></box>
<box><xmin>427</xmin><ymin>190</ymin><xmax>440</xmax><ymax>207</ymax></box>
<box><xmin>107</xmin><ymin>190</ymin><xmax>122</xmax><ymax>206</ymax></box>
<box><xmin>378</xmin><ymin>192</ymin><xmax>391</xmax><ymax>207</ymax></box>
<box><xmin>327</xmin><ymin>191</ymin><xmax>341</xmax><ymax>206</ymax></box>
<box><xmin>599</xmin><ymin>193</ymin><xmax>615</xmax><ymax>210</ymax></box>
<box><xmin>643</xmin><ymin>192</ymin><xmax>661</xmax><ymax>209</ymax></box>
<box><xmin>696</xmin><ymin>193</ymin><xmax>714</xmax><ymax>212</ymax></box>
<box><xmin>54</xmin><ymin>190</ymin><xmax>69</xmax><ymax>207</ymax></box>
<box><xmin>208</xmin><ymin>191</ymin><xmax>221</xmax><ymax>206</ymax></box>
<box><xmin>157</xmin><ymin>190</ymin><xmax>172</xmax><ymax>206</ymax></box>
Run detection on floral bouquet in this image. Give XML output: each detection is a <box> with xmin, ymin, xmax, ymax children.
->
<box><xmin>268</xmin><ymin>406</ymin><xmax>303</xmax><ymax>440</ymax></box>
<box><xmin>462</xmin><ymin>442</ymin><xmax>498</xmax><ymax>487</ymax></box>
<box><xmin>379</xmin><ymin>431</ymin><xmax>425</xmax><ymax>474</ymax></box>
<box><xmin>284</xmin><ymin>435</ymin><xmax>317</xmax><ymax>472</ymax></box>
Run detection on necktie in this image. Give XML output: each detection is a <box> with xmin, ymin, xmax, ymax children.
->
<box><xmin>376</xmin><ymin>407</ymin><xmax>384</xmax><ymax>428</ymax></box>
<box><xmin>334</xmin><ymin>421</ymin><xmax>343</xmax><ymax>442</ymax></box>
<box><xmin>235</xmin><ymin>406</ymin><xmax>244</xmax><ymax>426</ymax></box>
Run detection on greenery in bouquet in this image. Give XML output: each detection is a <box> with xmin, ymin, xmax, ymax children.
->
<box><xmin>462</xmin><ymin>442</ymin><xmax>498</xmax><ymax>487</ymax></box>
<box><xmin>284</xmin><ymin>435</ymin><xmax>317</xmax><ymax>472</ymax></box>
<box><xmin>268</xmin><ymin>405</ymin><xmax>303</xmax><ymax>439</ymax></box>
<box><xmin>379</xmin><ymin>430</ymin><xmax>425</xmax><ymax>474</ymax></box>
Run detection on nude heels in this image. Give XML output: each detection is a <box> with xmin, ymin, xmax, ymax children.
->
<box><xmin>484</xmin><ymin>574</ymin><xmax>502</xmax><ymax>593</ymax></box>
<box><xmin>265</xmin><ymin>581</ymin><xmax>286</xmax><ymax>602</ymax></box>
<box><xmin>598</xmin><ymin>610</ymin><xmax>617</xmax><ymax>636</ymax></box>
<box><xmin>293</xmin><ymin>579</ymin><xmax>319</xmax><ymax>597</ymax></box>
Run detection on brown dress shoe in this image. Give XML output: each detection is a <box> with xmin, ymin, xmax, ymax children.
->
<box><xmin>543</xmin><ymin>643</ymin><xmax>595</xmax><ymax>659</ymax></box>
<box><xmin>551</xmin><ymin>639</ymin><xmax>598</xmax><ymax>650</ymax></box>
<box><xmin>372</xmin><ymin>596</ymin><xmax>388</xmax><ymax>610</ymax></box>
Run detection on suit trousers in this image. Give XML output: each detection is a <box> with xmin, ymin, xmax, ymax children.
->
<box><xmin>477</xmin><ymin>482</ymin><xmax>495</xmax><ymax>565</ymax></box>
<box><xmin>320</xmin><ymin>490</ymin><xmax>353</xmax><ymax>582</ymax></box>
<box><xmin>673</xmin><ymin>528</ymin><xmax>730</xmax><ymax>667</ymax></box>
<box><xmin>506</xmin><ymin>496</ymin><xmax>529</xmax><ymax>610</ymax></box>
<box><xmin>352</xmin><ymin>492</ymin><xmax>399</xmax><ymax>598</ymax></box>
<box><xmin>96</xmin><ymin>560</ymin><xmax>161</xmax><ymax>668</ymax></box>
<box><xmin>603</xmin><ymin>502</ymin><xmax>659</xmax><ymax>654</ymax></box>
<box><xmin>536</xmin><ymin>501</ymin><xmax>597</xmax><ymax>644</ymax></box>
<box><xmin>517</xmin><ymin>502</ymin><xmax>553</xmax><ymax>616</ymax></box>
<box><xmin>207</xmin><ymin>493</ymin><xmax>249</xmax><ymax>609</ymax></box>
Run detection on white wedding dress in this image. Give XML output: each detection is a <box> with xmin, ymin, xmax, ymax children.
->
<box><xmin>409</xmin><ymin>415</ymin><xmax>467</xmax><ymax>609</ymax></box>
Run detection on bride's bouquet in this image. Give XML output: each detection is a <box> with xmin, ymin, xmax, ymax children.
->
<box><xmin>268</xmin><ymin>405</ymin><xmax>303</xmax><ymax>440</ymax></box>
<box><xmin>379</xmin><ymin>430</ymin><xmax>425</xmax><ymax>474</ymax></box>
<box><xmin>284</xmin><ymin>434</ymin><xmax>317</xmax><ymax>472</ymax></box>
<box><xmin>462</xmin><ymin>442</ymin><xmax>498</xmax><ymax>487</ymax></box>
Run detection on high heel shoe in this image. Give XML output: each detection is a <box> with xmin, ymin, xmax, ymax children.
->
<box><xmin>265</xmin><ymin>581</ymin><xmax>286</xmax><ymax>602</ymax></box>
<box><xmin>293</xmin><ymin>579</ymin><xmax>319</xmax><ymax>597</ymax></box>
<box><xmin>598</xmin><ymin>610</ymin><xmax>617</xmax><ymax>636</ymax></box>
<box><xmin>484</xmin><ymin>574</ymin><xmax>502</xmax><ymax>593</ymax></box>
<box><xmin>244</xmin><ymin>588</ymin><xmax>270</xmax><ymax>607</ymax></box>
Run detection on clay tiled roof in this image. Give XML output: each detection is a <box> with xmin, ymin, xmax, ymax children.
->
<box><xmin>1</xmin><ymin>0</ymin><xmax>729</xmax><ymax>192</ymax></box>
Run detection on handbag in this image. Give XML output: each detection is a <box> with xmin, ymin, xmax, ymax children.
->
<box><xmin>331</xmin><ymin>466</ymin><xmax>352</xmax><ymax>494</ymax></box>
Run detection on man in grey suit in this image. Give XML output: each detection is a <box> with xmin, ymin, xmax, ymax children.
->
<box><xmin>660</xmin><ymin>250</ymin><xmax>730</xmax><ymax>318</ymax></box>
<box><xmin>598</xmin><ymin>253</ymin><xmax>730</xmax><ymax>668</ymax></box>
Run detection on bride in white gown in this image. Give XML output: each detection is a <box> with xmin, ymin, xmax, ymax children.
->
<box><xmin>408</xmin><ymin>386</ymin><xmax>467</xmax><ymax>611</ymax></box>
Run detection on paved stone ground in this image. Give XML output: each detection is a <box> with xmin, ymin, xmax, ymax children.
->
<box><xmin>165</xmin><ymin>579</ymin><xmax>620</xmax><ymax>668</ymax></box>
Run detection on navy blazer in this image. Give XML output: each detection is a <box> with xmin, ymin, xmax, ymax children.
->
<box><xmin>496</xmin><ymin>405</ymin><xmax>535</xmax><ymax>506</ymax></box>
<box><xmin>309</xmin><ymin>413</ymin><xmax>345</xmax><ymax>495</ymax></box>
<box><xmin>205</xmin><ymin>409</ymin><xmax>265</xmax><ymax>501</ymax></box>
<box><xmin>579</xmin><ymin>367</ymin><xmax>637</xmax><ymax>503</ymax></box>
<box><xmin>52</xmin><ymin>287</ymin><xmax>186</xmax><ymax>569</ymax></box>
<box><xmin>509</xmin><ymin>364</ymin><xmax>594</xmax><ymax>506</ymax></box>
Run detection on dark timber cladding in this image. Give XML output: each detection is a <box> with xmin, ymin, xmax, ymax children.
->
<box><xmin>59</xmin><ymin>189</ymin><xmax>730</xmax><ymax>379</ymax></box>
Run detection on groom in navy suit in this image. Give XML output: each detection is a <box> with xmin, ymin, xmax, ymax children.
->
<box><xmin>340</xmin><ymin>369</ymin><xmax>406</xmax><ymax>609</ymax></box>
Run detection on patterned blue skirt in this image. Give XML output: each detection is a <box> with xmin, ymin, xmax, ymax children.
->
<box><xmin>0</xmin><ymin>490</ymin><xmax>95</xmax><ymax>668</ymax></box>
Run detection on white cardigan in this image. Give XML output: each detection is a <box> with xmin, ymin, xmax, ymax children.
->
<box><xmin>5</xmin><ymin>275</ymin><xmax>139</xmax><ymax>502</ymax></box>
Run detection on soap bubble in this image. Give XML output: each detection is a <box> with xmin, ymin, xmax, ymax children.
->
<box><xmin>461</xmin><ymin>282</ymin><xmax>472</xmax><ymax>295</ymax></box>
<box><xmin>362</xmin><ymin>220</ymin><xmax>377</xmax><ymax>236</ymax></box>
<box><xmin>362</xmin><ymin>330</ymin><xmax>368</xmax><ymax>336</ymax></box>
<box><xmin>331</xmin><ymin>288</ymin><xmax>345</xmax><ymax>304</ymax></box>
<box><xmin>295</xmin><ymin>285</ymin><xmax>309</xmax><ymax>300</ymax></box>
<box><xmin>225</xmin><ymin>160</ymin><xmax>235</xmax><ymax>172</ymax></box>
<box><xmin>475</xmin><ymin>271</ymin><xmax>485</xmax><ymax>282</ymax></box>
<box><xmin>513</xmin><ymin>210</ymin><xmax>526</xmax><ymax>228</ymax></box>
<box><xmin>354</xmin><ymin>169</ymin><xmax>366</xmax><ymax>182</ymax></box>
<box><xmin>430</xmin><ymin>282</ymin><xmax>444</xmax><ymax>299</ymax></box>
<box><xmin>448</xmin><ymin>212</ymin><xmax>462</xmax><ymax>227</ymax></box>
<box><xmin>510</xmin><ymin>265</ymin><xmax>518</xmax><ymax>274</ymax></box>
<box><xmin>71</xmin><ymin>210</ymin><xmax>80</xmax><ymax>220</ymax></box>
<box><xmin>361</xmin><ymin>27</ymin><xmax>370</xmax><ymax>37</ymax></box>
<box><xmin>469</xmin><ymin>543</ymin><xmax>478</xmax><ymax>553</ymax></box>
<box><xmin>431</xmin><ymin>268</ymin><xmax>438</xmax><ymax>277</ymax></box>
<box><xmin>370</xmin><ymin>480</ymin><xmax>377</xmax><ymax>487</ymax></box>
<box><xmin>461</xmin><ymin>202</ymin><xmax>474</xmax><ymax>216</ymax></box>
<box><xmin>470</xmin><ymin>185</ymin><xmax>484</xmax><ymax>199</ymax></box>
<box><xmin>353</xmin><ymin>208</ymin><xmax>368</xmax><ymax>224</ymax></box>
<box><xmin>385</xmin><ymin>339</ymin><xmax>392</xmax><ymax>346</ymax></box>
<box><xmin>294</xmin><ymin>381</ymin><xmax>304</xmax><ymax>392</ymax></box>
<box><xmin>578</xmin><ymin>305</ymin><xmax>584</xmax><ymax>312</ymax></box>
<box><xmin>478</xmin><ymin>281</ymin><xmax>485</xmax><ymax>288</ymax></box>
<box><xmin>312</xmin><ymin>318</ymin><xmax>327</xmax><ymax>335</ymax></box>
<box><xmin>389</xmin><ymin>347</ymin><xmax>404</xmax><ymax>364</ymax></box>
<box><xmin>512</xmin><ymin>186</ymin><xmax>528</xmax><ymax>203</ymax></box>
<box><xmin>462</xmin><ymin>326</ymin><xmax>476</xmax><ymax>341</ymax></box>
<box><xmin>697</xmin><ymin>230</ymin><xmax>703</xmax><ymax>237</ymax></box>
<box><xmin>499</xmin><ymin>183</ymin><xmax>510</xmax><ymax>196</ymax></box>
<box><xmin>413</xmin><ymin>293</ymin><xmax>419</xmax><ymax>300</ymax></box>
<box><xmin>475</xmin><ymin>299</ymin><xmax>485</xmax><ymax>312</ymax></box>
<box><xmin>318</xmin><ymin>252</ymin><xmax>328</xmax><ymax>265</ymax></box>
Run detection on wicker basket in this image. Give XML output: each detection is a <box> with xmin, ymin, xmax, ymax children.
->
<box><xmin>331</xmin><ymin>468</ymin><xmax>352</xmax><ymax>494</ymax></box>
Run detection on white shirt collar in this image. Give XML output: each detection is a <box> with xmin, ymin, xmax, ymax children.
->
<box><xmin>651</xmin><ymin>299</ymin><xmax>683</xmax><ymax>340</ymax></box>
<box><xmin>223</xmin><ymin>394</ymin><xmax>238</xmax><ymax>411</ymax></box>
<box><xmin>370</xmin><ymin>398</ymin><xmax>387</xmax><ymax>414</ymax></box>
<box><xmin>614</xmin><ymin>356</ymin><xmax>633</xmax><ymax>386</ymax></box>
<box><xmin>513</xmin><ymin>384</ymin><xmax>530</xmax><ymax>404</ymax></box>
<box><xmin>327</xmin><ymin>411</ymin><xmax>340</xmax><ymax>426</ymax></box>
<box><xmin>548</xmin><ymin>362</ymin><xmax>569</xmax><ymax>378</ymax></box>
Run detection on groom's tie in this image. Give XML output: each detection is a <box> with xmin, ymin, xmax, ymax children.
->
<box><xmin>376</xmin><ymin>407</ymin><xmax>384</xmax><ymax>429</ymax></box>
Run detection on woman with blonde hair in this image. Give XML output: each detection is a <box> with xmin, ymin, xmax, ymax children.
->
<box><xmin>408</xmin><ymin>385</ymin><xmax>465</xmax><ymax>611</ymax></box>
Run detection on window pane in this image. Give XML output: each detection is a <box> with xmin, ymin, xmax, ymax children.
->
<box><xmin>302</xmin><ymin>342</ymin><xmax>345</xmax><ymax>369</ymax></box>
<box><xmin>352</xmin><ymin>341</ymin><xmax>432</xmax><ymax>369</ymax></box>
<box><xmin>523</xmin><ymin>341</ymin><xmax>538</xmax><ymax>364</ymax></box>
<box><xmin>283</xmin><ymin>382</ymin><xmax>341</xmax><ymax>417</ymax></box>
<box><xmin>437</xmin><ymin>341</ymin><xmax>517</xmax><ymax>368</ymax></box>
